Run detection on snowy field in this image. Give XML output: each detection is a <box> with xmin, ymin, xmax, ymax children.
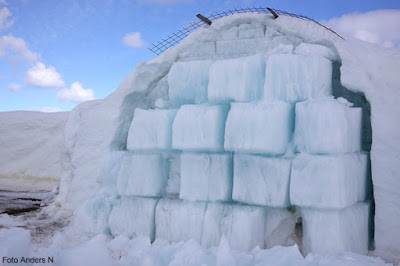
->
<box><xmin>1</xmin><ymin>12</ymin><xmax>400</xmax><ymax>266</ymax></box>
<box><xmin>0</xmin><ymin>228</ymin><xmax>390</xmax><ymax>266</ymax></box>
<box><xmin>0</xmin><ymin>111</ymin><xmax>67</xmax><ymax>191</ymax></box>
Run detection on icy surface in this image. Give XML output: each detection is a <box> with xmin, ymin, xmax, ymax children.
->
<box><xmin>253</xmin><ymin>245</ymin><xmax>304</xmax><ymax>266</ymax></box>
<box><xmin>0</xmin><ymin>214</ymin><xmax>23</xmax><ymax>227</ymax></box>
<box><xmin>303</xmin><ymin>252</ymin><xmax>390</xmax><ymax>266</ymax></box>
<box><xmin>58</xmin><ymin>234</ymin><xmax>113</xmax><ymax>266</ymax></box>
<box><xmin>96</xmin><ymin>151</ymin><xmax>125</xmax><ymax>186</ymax></box>
<box><xmin>71</xmin><ymin>191</ymin><xmax>115</xmax><ymax>236</ymax></box>
<box><xmin>117</xmin><ymin>153</ymin><xmax>167</xmax><ymax>197</ymax></box>
<box><xmin>165</xmin><ymin>153</ymin><xmax>181</xmax><ymax>195</ymax></box>
<box><xmin>233</xmin><ymin>154</ymin><xmax>291</xmax><ymax>207</ymax></box>
<box><xmin>224</xmin><ymin>102</ymin><xmax>293</xmax><ymax>154</ymax></box>
<box><xmin>0</xmin><ymin>228</ymin><xmax>30</xmax><ymax>260</ymax></box>
<box><xmin>208</xmin><ymin>55</ymin><xmax>265</xmax><ymax>103</ymax></box>
<box><xmin>155</xmin><ymin>198</ymin><xmax>207</xmax><ymax>243</ymax></box>
<box><xmin>168</xmin><ymin>60</ymin><xmax>212</xmax><ymax>105</ymax></box>
<box><xmin>219</xmin><ymin>26</ymin><xmax>238</xmax><ymax>40</ymax></box>
<box><xmin>215</xmin><ymin>37</ymin><xmax>274</xmax><ymax>57</ymax></box>
<box><xmin>264</xmin><ymin>54</ymin><xmax>332</xmax><ymax>103</ymax></box>
<box><xmin>201</xmin><ymin>203</ymin><xmax>266</xmax><ymax>251</ymax></box>
<box><xmin>294</xmin><ymin>43</ymin><xmax>338</xmax><ymax>61</ymax></box>
<box><xmin>294</xmin><ymin>98</ymin><xmax>362</xmax><ymax>154</ymax></box>
<box><xmin>31</xmin><ymin>233</ymin><xmax>389</xmax><ymax>266</ymax></box>
<box><xmin>238</xmin><ymin>23</ymin><xmax>265</xmax><ymax>39</ymax></box>
<box><xmin>291</xmin><ymin>153</ymin><xmax>369</xmax><ymax>209</ymax></box>
<box><xmin>172</xmin><ymin>104</ymin><xmax>229</xmax><ymax>151</ymax></box>
<box><xmin>302</xmin><ymin>201</ymin><xmax>371</xmax><ymax>255</ymax></box>
<box><xmin>127</xmin><ymin>108</ymin><xmax>177</xmax><ymax>151</ymax></box>
<box><xmin>109</xmin><ymin>197</ymin><xmax>159</xmax><ymax>241</ymax></box>
<box><xmin>181</xmin><ymin>41</ymin><xmax>216</xmax><ymax>60</ymax></box>
<box><xmin>180</xmin><ymin>153</ymin><xmax>232</xmax><ymax>202</ymax></box>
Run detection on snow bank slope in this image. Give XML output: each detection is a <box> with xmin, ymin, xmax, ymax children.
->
<box><xmin>55</xmin><ymin>62</ymin><xmax>173</xmax><ymax>211</ymax></box>
<box><xmin>0</xmin><ymin>111</ymin><xmax>68</xmax><ymax>191</ymax></box>
<box><xmin>338</xmin><ymin>39</ymin><xmax>400</xmax><ymax>263</ymax></box>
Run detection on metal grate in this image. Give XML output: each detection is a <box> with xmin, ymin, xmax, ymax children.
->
<box><xmin>148</xmin><ymin>7</ymin><xmax>344</xmax><ymax>55</ymax></box>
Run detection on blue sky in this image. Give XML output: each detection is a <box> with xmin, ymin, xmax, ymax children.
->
<box><xmin>0</xmin><ymin>0</ymin><xmax>399</xmax><ymax>112</ymax></box>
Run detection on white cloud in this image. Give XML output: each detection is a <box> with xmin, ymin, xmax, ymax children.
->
<box><xmin>57</xmin><ymin>81</ymin><xmax>95</xmax><ymax>103</ymax></box>
<box><xmin>323</xmin><ymin>9</ymin><xmax>400</xmax><ymax>49</ymax></box>
<box><xmin>122</xmin><ymin>32</ymin><xmax>146</xmax><ymax>48</ymax></box>
<box><xmin>7</xmin><ymin>82</ymin><xmax>21</xmax><ymax>91</ymax></box>
<box><xmin>0</xmin><ymin>7</ymin><xmax>13</xmax><ymax>31</ymax></box>
<box><xmin>0</xmin><ymin>35</ymin><xmax>39</xmax><ymax>63</ymax></box>
<box><xmin>25</xmin><ymin>62</ymin><xmax>65</xmax><ymax>88</ymax></box>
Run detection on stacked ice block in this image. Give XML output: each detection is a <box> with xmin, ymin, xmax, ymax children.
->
<box><xmin>107</xmin><ymin>52</ymin><xmax>370</xmax><ymax>255</ymax></box>
<box><xmin>289</xmin><ymin>97</ymin><xmax>370</xmax><ymax>255</ymax></box>
<box><xmin>179</xmin><ymin>153</ymin><xmax>232</xmax><ymax>202</ymax></box>
<box><xmin>279</xmin><ymin>56</ymin><xmax>369</xmax><ymax>254</ymax></box>
<box><xmin>109</xmin><ymin>107</ymin><xmax>179</xmax><ymax>241</ymax></box>
<box><xmin>232</xmin><ymin>155</ymin><xmax>292</xmax><ymax>207</ymax></box>
<box><xmin>263</xmin><ymin>54</ymin><xmax>332</xmax><ymax>103</ymax></box>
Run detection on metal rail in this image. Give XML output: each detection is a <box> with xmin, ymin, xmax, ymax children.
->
<box><xmin>148</xmin><ymin>7</ymin><xmax>343</xmax><ymax>55</ymax></box>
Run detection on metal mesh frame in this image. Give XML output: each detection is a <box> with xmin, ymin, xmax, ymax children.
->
<box><xmin>148</xmin><ymin>7</ymin><xmax>343</xmax><ymax>55</ymax></box>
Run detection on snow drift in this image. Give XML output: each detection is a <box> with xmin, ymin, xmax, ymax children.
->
<box><xmin>0</xmin><ymin>111</ymin><xmax>67</xmax><ymax>191</ymax></box>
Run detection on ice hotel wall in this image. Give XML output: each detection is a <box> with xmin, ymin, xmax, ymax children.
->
<box><xmin>49</xmin><ymin>14</ymin><xmax>399</xmax><ymax>262</ymax></box>
<box><xmin>105</xmin><ymin>50</ymin><xmax>371</xmax><ymax>255</ymax></box>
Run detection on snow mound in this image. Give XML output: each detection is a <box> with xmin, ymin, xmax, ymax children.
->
<box><xmin>0</xmin><ymin>111</ymin><xmax>67</xmax><ymax>191</ymax></box>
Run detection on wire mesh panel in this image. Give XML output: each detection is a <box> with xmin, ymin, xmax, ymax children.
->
<box><xmin>148</xmin><ymin>7</ymin><xmax>344</xmax><ymax>55</ymax></box>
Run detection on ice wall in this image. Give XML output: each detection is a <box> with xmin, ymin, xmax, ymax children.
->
<box><xmin>0</xmin><ymin>111</ymin><xmax>68</xmax><ymax>191</ymax></box>
<box><xmin>52</xmin><ymin>12</ymin><xmax>400</xmax><ymax>263</ymax></box>
<box><xmin>79</xmin><ymin>49</ymin><xmax>370</xmax><ymax>257</ymax></box>
<box><xmin>54</xmin><ymin>59</ymin><xmax>174</xmax><ymax>212</ymax></box>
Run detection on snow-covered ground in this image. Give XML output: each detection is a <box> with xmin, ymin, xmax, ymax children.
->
<box><xmin>0</xmin><ymin>230</ymin><xmax>390</xmax><ymax>266</ymax></box>
<box><xmin>1</xmin><ymin>12</ymin><xmax>400</xmax><ymax>265</ymax></box>
<box><xmin>0</xmin><ymin>111</ymin><xmax>67</xmax><ymax>191</ymax></box>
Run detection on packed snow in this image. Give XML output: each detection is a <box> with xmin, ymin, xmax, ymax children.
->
<box><xmin>0</xmin><ymin>111</ymin><xmax>67</xmax><ymax>191</ymax></box>
<box><xmin>1</xmin><ymin>11</ymin><xmax>399</xmax><ymax>265</ymax></box>
<box><xmin>0</xmin><ymin>228</ymin><xmax>30</xmax><ymax>259</ymax></box>
<box><xmin>0</xmin><ymin>228</ymin><xmax>391</xmax><ymax>266</ymax></box>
